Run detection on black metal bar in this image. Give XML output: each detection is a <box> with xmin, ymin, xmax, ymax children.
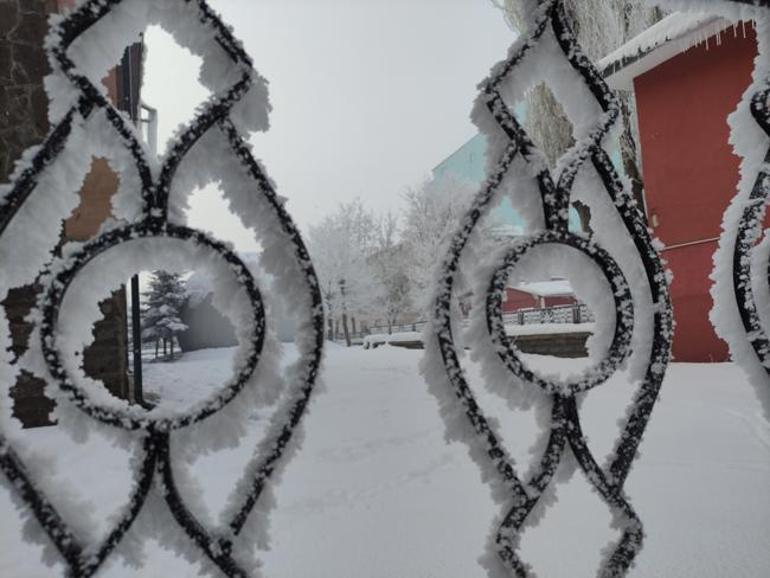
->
<box><xmin>119</xmin><ymin>47</ymin><xmax>133</xmax><ymax>119</ymax></box>
<box><xmin>130</xmin><ymin>274</ymin><xmax>143</xmax><ymax>404</ymax></box>
<box><xmin>118</xmin><ymin>44</ymin><xmax>149</xmax><ymax>406</ymax></box>
<box><xmin>427</xmin><ymin>1</ymin><xmax>672</xmax><ymax>574</ymax></box>
<box><xmin>731</xmin><ymin>0</ymin><xmax>770</xmax><ymax>6</ymax></box>
<box><xmin>0</xmin><ymin>1</ymin><xmax>325</xmax><ymax>575</ymax></box>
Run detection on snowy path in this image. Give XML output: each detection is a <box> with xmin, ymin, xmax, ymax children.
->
<box><xmin>2</xmin><ymin>345</ymin><xmax>770</xmax><ymax>577</ymax></box>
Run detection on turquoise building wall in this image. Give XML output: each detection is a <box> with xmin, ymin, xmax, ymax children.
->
<box><xmin>432</xmin><ymin>131</ymin><xmax>583</xmax><ymax>233</ymax></box>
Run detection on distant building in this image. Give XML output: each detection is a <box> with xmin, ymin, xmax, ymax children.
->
<box><xmin>432</xmin><ymin>133</ymin><xmax>488</xmax><ymax>183</ymax></box>
<box><xmin>430</xmin><ymin>123</ymin><xmax>587</xmax><ymax>331</ymax></box>
<box><xmin>431</xmin><ymin>132</ymin><xmax>583</xmax><ymax>235</ymax></box>
<box><xmin>180</xmin><ymin>258</ymin><xmax>295</xmax><ymax>350</ymax></box>
<box><xmin>502</xmin><ymin>279</ymin><xmax>577</xmax><ymax>314</ymax></box>
<box><xmin>178</xmin><ymin>293</ymin><xmax>239</xmax><ymax>352</ymax></box>
<box><xmin>602</xmin><ymin>13</ymin><xmax>759</xmax><ymax>362</ymax></box>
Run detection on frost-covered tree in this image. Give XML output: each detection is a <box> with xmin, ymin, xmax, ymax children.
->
<box><xmin>141</xmin><ymin>270</ymin><xmax>188</xmax><ymax>359</ymax></box>
<box><xmin>492</xmin><ymin>0</ymin><xmax>666</xmax><ymax>222</ymax></box>
<box><xmin>308</xmin><ymin>199</ymin><xmax>378</xmax><ymax>346</ymax></box>
<box><xmin>401</xmin><ymin>175</ymin><xmax>478</xmax><ymax>313</ymax></box>
<box><xmin>369</xmin><ymin>212</ymin><xmax>413</xmax><ymax>332</ymax></box>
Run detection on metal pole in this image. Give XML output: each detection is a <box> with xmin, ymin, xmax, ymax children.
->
<box><xmin>131</xmin><ymin>274</ymin><xmax>143</xmax><ymax>402</ymax></box>
<box><xmin>120</xmin><ymin>45</ymin><xmax>149</xmax><ymax>406</ymax></box>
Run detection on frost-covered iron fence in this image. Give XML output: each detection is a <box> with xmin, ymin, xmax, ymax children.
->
<box><xmin>0</xmin><ymin>1</ymin><xmax>323</xmax><ymax>577</ymax></box>
<box><xmin>404</xmin><ymin>1</ymin><xmax>770</xmax><ymax>575</ymax></box>
<box><xmin>0</xmin><ymin>0</ymin><xmax>767</xmax><ymax>576</ymax></box>
<box><xmin>423</xmin><ymin>0</ymin><xmax>674</xmax><ymax>576</ymax></box>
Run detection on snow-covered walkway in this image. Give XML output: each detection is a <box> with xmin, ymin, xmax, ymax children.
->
<box><xmin>2</xmin><ymin>345</ymin><xmax>769</xmax><ymax>576</ymax></box>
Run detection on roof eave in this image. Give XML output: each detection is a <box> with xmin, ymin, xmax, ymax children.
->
<box><xmin>601</xmin><ymin>15</ymin><xmax>735</xmax><ymax>91</ymax></box>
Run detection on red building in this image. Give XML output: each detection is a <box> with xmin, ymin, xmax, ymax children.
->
<box><xmin>502</xmin><ymin>279</ymin><xmax>577</xmax><ymax>314</ymax></box>
<box><xmin>602</xmin><ymin>14</ymin><xmax>760</xmax><ymax>362</ymax></box>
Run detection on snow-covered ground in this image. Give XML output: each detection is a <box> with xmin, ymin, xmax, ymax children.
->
<box><xmin>506</xmin><ymin>321</ymin><xmax>595</xmax><ymax>336</ymax></box>
<box><xmin>141</xmin><ymin>347</ymin><xmax>237</xmax><ymax>410</ymax></box>
<box><xmin>362</xmin><ymin>331</ymin><xmax>422</xmax><ymax>348</ymax></box>
<box><xmin>2</xmin><ymin>345</ymin><xmax>769</xmax><ymax>577</ymax></box>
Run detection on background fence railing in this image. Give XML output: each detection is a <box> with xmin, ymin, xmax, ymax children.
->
<box><xmin>358</xmin><ymin>303</ymin><xmax>595</xmax><ymax>341</ymax></box>
<box><xmin>503</xmin><ymin>303</ymin><xmax>594</xmax><ymax>325</ymax></box>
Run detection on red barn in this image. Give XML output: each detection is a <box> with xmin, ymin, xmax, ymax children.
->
<box><xmin>602</xmin><ymin>13</ymin><xmax>760</xmax><ymax>362</ymax></box>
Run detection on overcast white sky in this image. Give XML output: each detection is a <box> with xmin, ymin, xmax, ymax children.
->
<box><xmin>142</xmin><ymin>0</ymin><xmax>514</xmax><ymax>251</ymax></box>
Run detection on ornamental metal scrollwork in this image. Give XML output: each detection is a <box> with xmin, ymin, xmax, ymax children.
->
<box><xmin>0</xmin><ymin>1</ymin><xmax>324</xmax><ymax>577</ymax></box>
<box><xmin>423</xmin><ymin>1</ymin><xmax>673</xmax><ymax>576</ymax></box>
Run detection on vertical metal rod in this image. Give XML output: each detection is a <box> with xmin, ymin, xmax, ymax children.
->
<box><xmin>120</xmin><ymin>45</ymin><xmax>147</xmax><ymax>404</ymax></box>
<box><xmin>120</xmin><ymin>45</ymin><xmax>135</xmax><ymax>119</ymax></box>
<box><xmin>131</xmin><ymin>274</ymin><xmax>143</xmax><ymax>401</ymax></box>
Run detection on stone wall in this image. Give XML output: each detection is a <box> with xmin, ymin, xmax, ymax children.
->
<box><xmin>1</xmin><ymin>0</ymin><xmax>57</xmax><ymax>427</ymax></box>
<box><xmin>83</xmin><ymin>290</ymin><xmax>130</xmax><ymax>401</ymax></box>
<box><xmin>509</xmin><ymin>332</ymin><xmax>591</xmax><ymax>358</ymax></box>
<box><xmin>0</xmin><ymin>0</ymin><xmax>53</xmax><ymax>180</ymax></box>
<box><xmin>1</xmin><ymin>0</ymin><xmax>130</xmax><ymax>426</ymax></box>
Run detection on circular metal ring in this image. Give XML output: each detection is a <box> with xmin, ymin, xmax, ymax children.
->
<box><xmin>486</xmin><ymin>230</ymin><xmax>634</xmax><ymax>396</ymax></box>
<box><xmin>40</xmin><ymin>221</ymin><xmax>266</xmax><ymax>432</ymax></box>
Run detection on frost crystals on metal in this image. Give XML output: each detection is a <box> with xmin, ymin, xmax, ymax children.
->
<box><xmin>424</xmin><ymin>1</ymin><xmax>673</xmax><ymax>575</ymax></box>
<box><xmin>0</xmin><ymin>1</ymin><xmax>324</xmax><ymax>576</ymax></box>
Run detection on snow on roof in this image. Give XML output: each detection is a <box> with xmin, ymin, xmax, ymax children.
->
<box><xmin>511</xmin><ymin>279</ymin><xmax>574</xmax><ymax>298</ymax></box>
<box><xmin>600</xmin><ymin>12</ymin><xmax>738</xmax><ymax>90</ymax></box>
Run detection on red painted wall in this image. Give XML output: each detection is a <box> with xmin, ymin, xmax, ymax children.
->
<box><xmin>502</xmin><ymin>289</ymin><xmax>538</xmax><ymax>313</ymax></box>
<box><xmin>502</xmin><ymin>289</ymin><xmax>576</xmax><ymax>314</ymax></box>
<box><xmin>543</xmin><ymin>295</ymin><xmax>576</xmax><ymax>308</ymax></box>
<box><xmin>634</xmin><ymin>25</ymin><xmax>757</xmax><ymax>361</ymax></box>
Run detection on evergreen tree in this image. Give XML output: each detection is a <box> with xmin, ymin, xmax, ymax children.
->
<box><xmin>141</xmin><ymin>270</ymin><xmax>188</xmax><ymax>360</ymax></box>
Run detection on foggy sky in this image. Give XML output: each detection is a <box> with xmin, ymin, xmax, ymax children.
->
<box><xmin>142</xmin><ymin>0</ymin><xmax>514</xmax><ymax>251</ymax></box>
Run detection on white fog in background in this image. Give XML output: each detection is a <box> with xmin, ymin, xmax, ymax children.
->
<box><xmin>141</xmin><ymin>0</ymin><xmax>513</xmax><ymax>251</ymax></box>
